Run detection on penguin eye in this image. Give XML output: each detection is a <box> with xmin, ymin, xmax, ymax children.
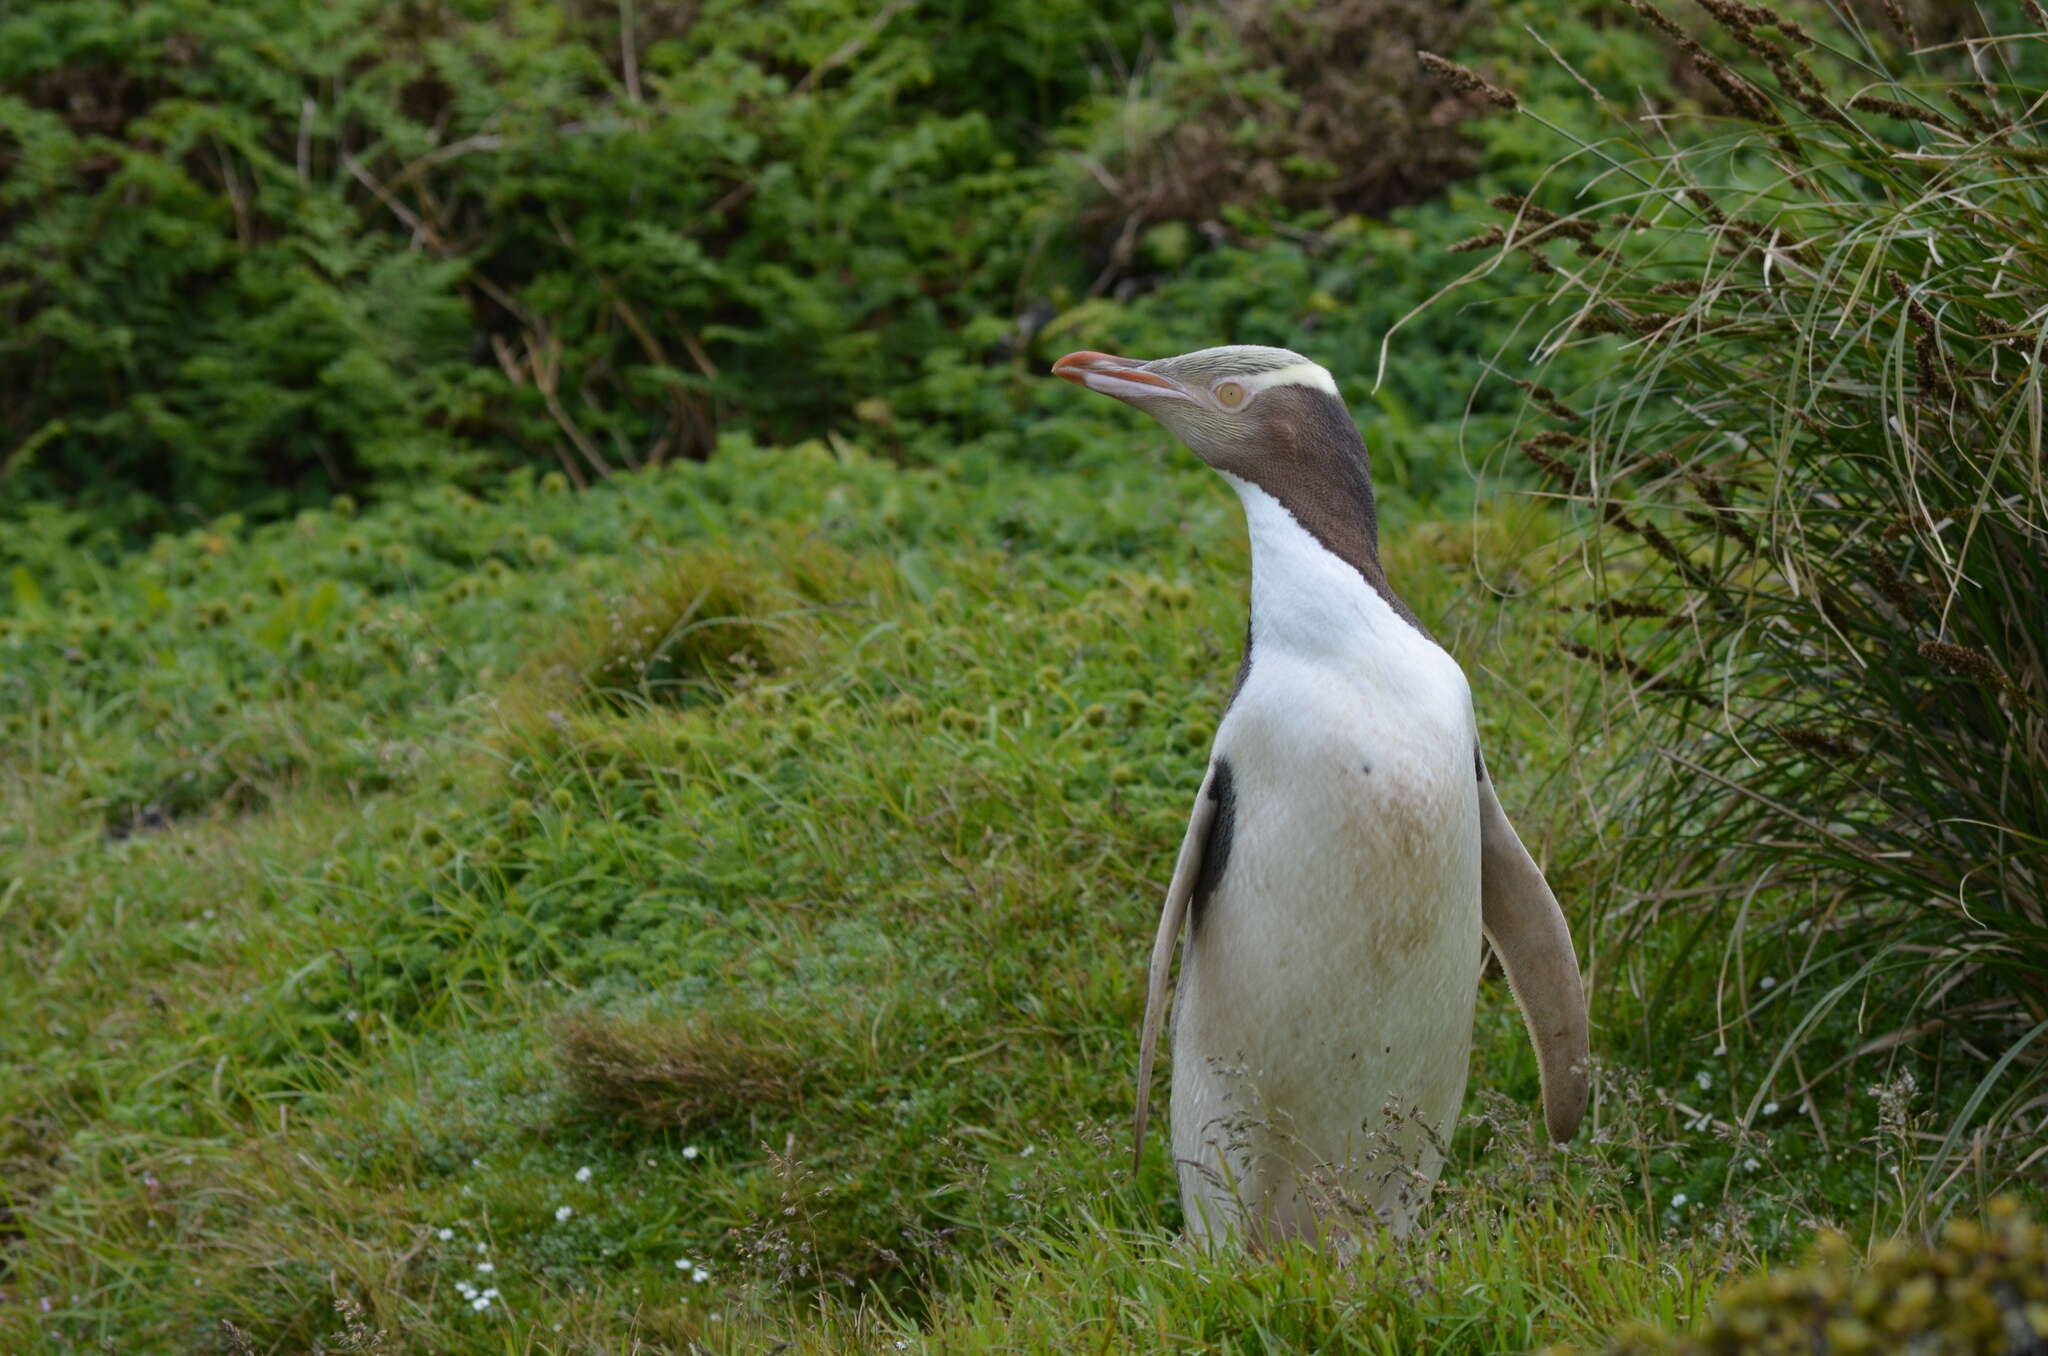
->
<box><xmin>1214</xmin><ymin>381</ymin><xmax>1247</xmax><ymax>408</ymax></box>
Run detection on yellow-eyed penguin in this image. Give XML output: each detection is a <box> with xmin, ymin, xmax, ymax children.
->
<box><xmin>1053</xmin><ymin>345</ymin><xmax>1589</xmax><ymax>1250</ymax></box>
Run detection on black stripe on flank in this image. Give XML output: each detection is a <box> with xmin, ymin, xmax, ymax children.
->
<box><xmin>1190</xmin><ymin>758</ymin><xmax>1237</xmax><ymax>935</ymax></box>
<box><xmin>1474</xmin><ymin>741</ymin><xmax>1486</xmax><ymax>782</ymax></box>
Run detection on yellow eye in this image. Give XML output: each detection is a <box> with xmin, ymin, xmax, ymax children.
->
<box><xmin>1215</xmin><ymin>381</ymin><xmax>1246</xmax><ymax>408</ymax></box>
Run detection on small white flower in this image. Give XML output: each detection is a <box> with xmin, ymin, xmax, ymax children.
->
<box><xmin>1671</xmin><ymin>1193</ymin><xmax>1689</xmax><ymax>1207</ymax></box>
<box><xmin>1020</xmin><ymin>1145</ymin><xmax>1036</xmax><ymax>1157</ymax></box>
<box><xmin>438</xmin><ymin>1228</ymin><xmax>453</xmax><ymax>1241</ymax></box>
<box><xmin>1759</xmin><ymin>976</ymin><xmax>1777</xmax><ymax>990</ymax></box>
<box><xmin>675</xmin><ymin>1257</ymin><xmax>693</xmax><ymax>1271</ymax></box>
<box><xmin>476</xmin><ymin>1261</ymin><xmax>494</xmax><ymax>1274</ymax></box>
<box><xmin>1762</xmin><ymin>1101</ymin><xmax>1780</xmax><ymax>1116</ymax></box>
<box><xmin>457</xmin><ymin>1282</ymin><xmax>476</xmax><ymax>1298</ymax></box>
<box><xmin>681</xmin><ymin>1146</ymin><xmax>700</xmax><ymax>1160</ymax></box>
<box><xmin>692</xmin><ymin>1267</ymin><xmax>711</xmax><ymax>1284</ymax></box>
<box><xmin>1743</xmin><ymin>1157</ymin><xmax>1760</xmax><ymax>1171</ymax></box>
<box><xmin>472</xmin><ymin>1296</ymin><xmax>491</xmax><ymax>1312</ymax></box>
<box><xmin>575</xmin><ymin>1165</ymin><xmax>594</xmax><ymax>1182</ymax></box>
<box><xmin>1712</xmin><ymin>1043</ymin><xmax>1727</xmax><ymax>1056</ymax></box>
<box><xmin>483</xmin><ymin>1288</ymin><xmax>498</xmax><ymax>1299</ymax></box>
<box><xmin>475</xmin><ymin>1241</ymin><xmax>489</xmax><ymax>1253</ymax></box>
<box><xmin>555</xmin><ymin>1206</ymin><xmax>573</xmax><ymax>1223</ymax></box>
<box><xmin>1694</xmin><ymin>1071</ymin><xmax>1712</xmax><ymax>1091</ymax></box>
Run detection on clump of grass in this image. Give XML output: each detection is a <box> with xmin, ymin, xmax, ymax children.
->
<box><xmin>555</xmin><ymin>1010</ymin><xmax>821</xmax><ymax>1130</ymax></box>
<box><xmin>1576</xmin><ymin>1196</ymin><xmax>2048</xmax><ymax>1355</ymax></box>
<box><xmin>527</xmin><ymin>545</ymin><xmax>832</xmax><ymax>715</ymax></box>
<box><xmin>1454</xmin><ymin>1</ymin><xmax>2048</xmax><ymax>1201</ymax></box>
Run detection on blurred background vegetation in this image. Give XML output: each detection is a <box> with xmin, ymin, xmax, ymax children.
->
<box><xmin>0</xmin><ymin>0</ymin><xmax>1637</xmax><ymax>546</ymax></box>
<box><xmin>3</xmin><ymin>0</ymin><xmax>2045</xmax><ymax>1351</ymax></box>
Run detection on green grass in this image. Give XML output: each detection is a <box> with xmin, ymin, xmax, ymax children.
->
<box><xmin>6</xmin><ymin>1</ymin><xmax>2045</xmax><ymax>1349</ymax></box>
<box><xmin>1</xmin><ymin>427</ymin><xmax>1978</xmax><ymax>1353</ymax></box>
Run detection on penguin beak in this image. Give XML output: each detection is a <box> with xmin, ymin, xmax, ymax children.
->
<box><xmin>1052</xmin><ymin>351</ymin><xmax>1192</xmax><ymax>404</ymax></box>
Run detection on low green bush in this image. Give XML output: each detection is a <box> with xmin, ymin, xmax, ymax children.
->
<box><xmin>1578</xmin><ymin>1197</ymin><xmax>2048</xmax><ymax>1355</ymax></box>
<box><xmin>0</xmin><ymin>0</ymin><xmax>1686</xmax><ymax>551</ymax></box>
<box><xmin>0</xmin><ymin>0</ymin><xmax>1175</xmax><ymax>534</ymax></box>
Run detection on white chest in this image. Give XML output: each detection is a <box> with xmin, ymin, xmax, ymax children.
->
<box><xmin>1172</xmin><ymin>481</ymin><xmax>1484</xmax><ymax>1202</ymax></box>
<box><xmin>1218</xmin><ymin>474</ymin><xmax>1477</xmax><ymax>830</ymax></box>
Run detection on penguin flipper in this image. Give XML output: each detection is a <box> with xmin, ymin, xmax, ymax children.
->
<box><xmin>1476</xmin><ymin>759</ymin><xmax>1591</xmax><ymax>1143</ymax></box>
<box><xmin>1133</xmin><ymin>762</ymin><xmax>1220</xmax><ymax>1172</ymax></box>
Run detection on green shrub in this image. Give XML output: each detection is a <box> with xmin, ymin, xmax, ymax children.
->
<box><xmin>1576</xmin><ymin>1197</ymin><xmax>2048</xmax><ymax>1355</ymax></box>
<box><xmin>1463</xmin><ymin>1</ymin><xmax>2048</xmax><ymax>1186</ymax></box>
<box><xmin>1060</xmin><ymin>0</ymin><xmax>1493</xmax><ymax>272</ymax></box>
<box><xmin>0</xmin><ymin>0</ymin><xmax>1174</xmax><ymax>537</ymax></box>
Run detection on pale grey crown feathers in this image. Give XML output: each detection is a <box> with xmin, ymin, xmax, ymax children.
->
<box><xmin>1141</xmin><ymin>345</ymin><xmax>1340</xmax><ymax>398</ymax></box>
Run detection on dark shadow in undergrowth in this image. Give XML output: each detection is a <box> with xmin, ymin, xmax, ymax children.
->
<box><xmin>509</xmin><ymin>540</ymin><xmax>873</xmax><ymax>719</ymax></box>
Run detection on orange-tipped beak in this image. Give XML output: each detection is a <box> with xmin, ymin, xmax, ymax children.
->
<box><xmin>1052</xmin><ymin>351</ymin><xmax>1189</xmax><ymax>402</ymax></box>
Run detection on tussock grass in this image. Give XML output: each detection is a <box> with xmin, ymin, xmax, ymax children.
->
<box><xmin>521</xmin><ymin>543</ymin><xmax>839</xmax><ymax>716</ymax></box>
<box><xmin>1444</xmin><ymin>0</ymin><xmax>2048</xmax><ymax>1217</ymax></box>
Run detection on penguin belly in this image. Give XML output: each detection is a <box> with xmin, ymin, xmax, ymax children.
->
<box><xmin>1169</xmin><ymin>648</ymin><xmax>1482</xmax><ymax>1250</ymax></box>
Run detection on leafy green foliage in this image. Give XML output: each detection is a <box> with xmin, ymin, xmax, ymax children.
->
<box><xmin>1579</xmin><ymin>1197</ymin><xmax>2048</xmax><ymax>1355</ymax></box>
<box><xmin>0</xmin><ymin>0</ymin><xmax>1174</xmax><ymax>534</ymax></box>
<box><xmin>0</xmin><ymin>0</ymin><xmax>1661</xmax><ymax>554</ymax></box>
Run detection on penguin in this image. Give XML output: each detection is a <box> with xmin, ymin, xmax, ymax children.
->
<box><xmin>1052</xmin><ymin>345</ymin><xmax>1589</xmax><ymax>1251</ymax></box>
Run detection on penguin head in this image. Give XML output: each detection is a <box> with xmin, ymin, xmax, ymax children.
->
<box><xmin>1051</xmin><ymin>344</ymin><xmax>1353</xmax><ymax>470</ymax></box>
<box><xmin>1055</xmin><ymin>344</ymin><xmax>1390</xmax><ymax>581</ymax></box>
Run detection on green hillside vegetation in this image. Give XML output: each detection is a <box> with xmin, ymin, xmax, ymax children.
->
<box><xmin>4</xmin><ymin>0</ymin><xmax>2045</xmax><ymax>1351</ymax></box>
<box><xmin>0</xmin><ymin>440</ymin><xmax>1762</xmax><ymax>1351</ymax></box>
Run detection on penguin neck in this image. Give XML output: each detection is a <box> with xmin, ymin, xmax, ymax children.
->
<box><xmin>1225</xmin><ymin>475</ymin><xmax>1421</xmax><ymax>665</ymax></box>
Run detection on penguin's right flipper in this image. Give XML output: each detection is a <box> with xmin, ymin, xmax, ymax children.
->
<box><xmin>1475</xmin><ymin>749</ymin><xmax>1591</xmax><ymax>1143</ymax></box>
<box><xmin>1133</xmin><ymin>761</ymin><xmax>1220</xmax><ymax>1172</ymax></box>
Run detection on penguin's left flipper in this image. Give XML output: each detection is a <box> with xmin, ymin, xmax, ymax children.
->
<box><xmin>1476</xmin><ymin>749</ymin><xmax>1591</xmax><ymax>1143</ymax></box>
<box><xmin>1132</xmin><ymin>761</ymin><xmax>1221</xmax><ymax>1172</ymax></box>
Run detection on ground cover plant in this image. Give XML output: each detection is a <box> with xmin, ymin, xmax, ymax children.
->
<box><xmin>0</xmin><ymin>437</ymin><xmax>1608</xmax><ymax>1349</ymax></box>
<box><xmin>6</xmin><ymin>0</ymin><xmax>2048</xmax><ymax>1351</ymax></box>
<box><xmin>1</xmin><ymin>431</ymin><xmax>1820</xmax><ymax>1352</ymax></box>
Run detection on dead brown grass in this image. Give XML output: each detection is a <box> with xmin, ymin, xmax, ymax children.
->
<box><xmin>554</xmin><ymin>1011</ymin><xmax>822</xmax><ymax>1129</ymax></box>
<box><xmin>1081</xmin><ymin>0</ymin><xmax>1491</xmax><ymax>276</ymax></box>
